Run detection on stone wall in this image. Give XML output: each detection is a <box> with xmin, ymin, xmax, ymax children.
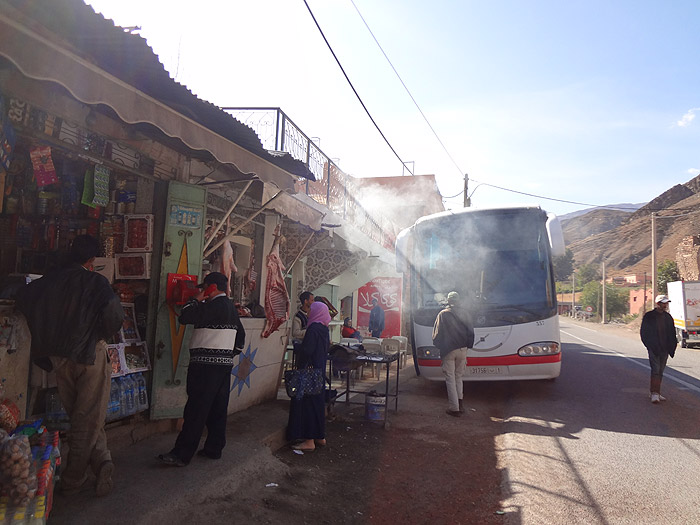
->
<box><xmin>676</xmin><ymin>235</ymin><xmax>700</xmax><ymax>281</ymax></box>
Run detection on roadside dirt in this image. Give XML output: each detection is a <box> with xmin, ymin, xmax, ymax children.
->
<box><xmin>211</xmin><ymin>372</ymin><xmax>508</xmax><ymax>524</ymax></box>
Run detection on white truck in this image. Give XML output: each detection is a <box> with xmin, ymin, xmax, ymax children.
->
<box><xmin>667</xmin><ymin>280</ymin><xmax>700</xmax><ymax>347</ymax></box>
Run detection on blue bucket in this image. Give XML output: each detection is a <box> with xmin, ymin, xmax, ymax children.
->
<box><xmin>365</xmin><ymin>393</ymin><xmax>386</xmax><ymax>421</ymax></box>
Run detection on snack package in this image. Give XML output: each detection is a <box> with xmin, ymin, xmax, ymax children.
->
<box><xmin>0</xmin><ymin>399</ymin><xmax>20</xmax><ymax>433</ymax></box>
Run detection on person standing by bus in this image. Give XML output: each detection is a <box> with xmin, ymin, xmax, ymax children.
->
<box><xmin>369</xmin><ymin>298</ymin><xmax>385</xmax><ymax>338</ymax></box>
<box><xmin>432</xmin><ymin>292</ymin><xmax>474</xmax><ymax>417</ymax></box>
<box><xmin>640</xmin><ymin>294</ymin><xmax>677</xmax><ymax>404</ymax></box>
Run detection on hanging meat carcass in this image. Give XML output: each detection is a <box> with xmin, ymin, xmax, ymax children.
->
<box><xmin>244</xmin><ymin>239</ymin><xmax>257</xmax><ymax>297</ymax></box>
<box><xmin>261</xmin><ymin>227</ymin><xmax>290</xmax><ymax>338</ymax></box>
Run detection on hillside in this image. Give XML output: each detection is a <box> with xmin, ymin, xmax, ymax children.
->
<box><xmin>562</xmin><ymin>208</ymin><xmax>632</xmax><ymax>244</ymax></box>
<box><xmin>568</xmin><ymin>174</ymin><xmax>700</xmax><ymax>276</ymax></box>
<box><xmin>558</xmin><ymin>203</ymin><xmax>643</xmax><ymax>222</ymax></box>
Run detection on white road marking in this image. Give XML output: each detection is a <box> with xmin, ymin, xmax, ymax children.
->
<box><xmin>561</xmin><ymin>329</ymin><xmax>700</xmax><ymax>394</ymax></box>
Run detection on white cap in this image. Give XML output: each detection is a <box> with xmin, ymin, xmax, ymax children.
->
<box><xmin>655</xmin><ymin>294</ymin><xmax>670</xmax><ymax>304</ymax></box>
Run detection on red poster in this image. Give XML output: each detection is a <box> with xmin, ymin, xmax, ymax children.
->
<box><xmin>357</xmin><ymin>277</ymin><xmax>402</xmax><ymax>338</ymax></box>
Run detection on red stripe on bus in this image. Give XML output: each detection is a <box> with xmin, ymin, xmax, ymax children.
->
<box><xmin>417</xmin><ymin>353</ymin><xmax>561</xmax><ymax>367</ymax></box>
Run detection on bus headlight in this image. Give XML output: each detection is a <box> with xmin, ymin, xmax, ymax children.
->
<box><xmin>518</xmin><ymin>342</ymin><xmax>560</xmax><ymax>356</ymax></box>
<box><xmin>416</xmin><ymin>346</ymin><xmax>441</xmax><ymax>359</ymax></box>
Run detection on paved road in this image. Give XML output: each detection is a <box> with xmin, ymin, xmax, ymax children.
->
<box><xmin>499</xmin><ymin>318</ymin><xmax>700</xmax><ymax>524</ymax></box>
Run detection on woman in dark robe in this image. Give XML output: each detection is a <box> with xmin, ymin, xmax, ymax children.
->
<box><xmin>286</xmin><ymin>301</ymin><xmax>331</xmax><ymax>451</ymax></box>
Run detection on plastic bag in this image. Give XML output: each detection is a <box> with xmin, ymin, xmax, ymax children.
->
<box><xmin>0</xmin><ymin>434</ymin><xmax>38</xmax><ymax>506</ymax></box>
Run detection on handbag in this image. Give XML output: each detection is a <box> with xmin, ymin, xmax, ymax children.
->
<box><xmin>284</xmin><ymin>366</ymin><xmax>324</xmax><ymax>399</ymax></box>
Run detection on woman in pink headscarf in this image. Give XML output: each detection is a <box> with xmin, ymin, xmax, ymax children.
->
<box><xmin>287</xmin><ymin>301</ymin><xmax>331</xmax><ymax>451</ymax></box>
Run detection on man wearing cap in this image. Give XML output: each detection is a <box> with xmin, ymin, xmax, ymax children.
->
<box><xmin>432</xmin><ymin>291</ymin><xmax>475</xmax><ymax>417</ymax></box>
<box><xmin>158</xmin><ymin>272</ymin><xmax>246</xmax><ymax>466</ymax></box>
<box><xmin>640</xmin><ymin>294</ymin><xmax>677</xmax><ymax>404</ymax></box>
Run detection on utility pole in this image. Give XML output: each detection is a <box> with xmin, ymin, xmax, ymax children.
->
<box><xmin>464</xmin><ymin>173</ymin><xmax>471</xmax><ymax>208</ymax></box>
<box><xmin>601</xmin><ymin>261</ymin><xmax>606</xmax><ymax>324</ymax></box>
<box><xmin>572</xmin><ymin>271</ymin><xmax>575</xmax><ymax>316</ymax></box>
<box><xmin>643</xmin><ymin>271</ymin><xmax>647</xmax><ymax>313</ymax></box>
<box><xmin>651</xmin><ymin>212</ymin><xmax>657</xmax><ymax>302</ymax></box>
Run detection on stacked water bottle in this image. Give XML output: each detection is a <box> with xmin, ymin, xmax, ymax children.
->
<box><xmin>46</xmin><ymin>373</ymin><xmax>148</xmax><ymax>426</ymax></box>
<box><xmin>106</xmin><ymin>373</ymin><xmax>149</xmax><ymax>422</ymax></box>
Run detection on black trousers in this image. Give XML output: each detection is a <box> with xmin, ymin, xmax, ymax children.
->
<box><xmin>171</xmin><ymin>363</ymin><xmax>232</xmax><ymax>463</ymax></box>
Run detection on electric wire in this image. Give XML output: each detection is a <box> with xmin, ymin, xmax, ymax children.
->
<box><xmin>309</xmin><ymin>0</ymin><xmax>699</xmax><ymax>214</ymax></box>
<box><xmin>442</xmin><ymin>189</ymin><xmax>465</xmax><ymax>199</ymax></box>
<box><xmin>350</xmin><ymin>0</ymin><xmax>464</xmax><ymax>178</ymax></box>
<box><xmin>302</xmin><ymin>0</ymin><xmax>414</xmax><ymax>175</ymax></box>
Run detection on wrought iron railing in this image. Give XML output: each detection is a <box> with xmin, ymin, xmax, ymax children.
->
<box><xmin>225</xmin><ymin>107</ymin><xmax>396</xmax><ymax>250</ymax></box>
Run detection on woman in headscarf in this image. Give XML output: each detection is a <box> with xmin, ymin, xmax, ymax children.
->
<box><xmin>286</xmin><ymin>301</ymin><xmax>331</xmax><ymax>451</ymax></box>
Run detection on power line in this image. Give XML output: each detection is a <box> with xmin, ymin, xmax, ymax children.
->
<box><xmin>302</xmin><ymin>0</ymin><xmax>414</xmax><ymax>175</ymax></box>
<box><xmin>442</xmin><ymin>189</ymin><xmax>465</xmax><ymax>199</ymax></box>
<box><xmin>307</xmin><ymin>1</ymin><xmax>698</xmax><ymax>213</ymax></box>
<box><xmin>350</xmin><ymin>0</ymin><xmax>464</xmax><ymax>178</ymax></box>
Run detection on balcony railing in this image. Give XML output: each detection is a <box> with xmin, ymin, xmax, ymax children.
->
<box><xmin>225</xmin><ymin>108</ymin><xmax>396</xmax><ymax>251</ymax></box>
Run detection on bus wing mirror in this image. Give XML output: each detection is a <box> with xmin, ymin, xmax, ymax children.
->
<box><xmin>395</xmin><ymin>227</ymin><xmax>413</xmax><ymax>273</ymax></box>
<box><xmin>546</xmin><ymin>214</ymin><xmax>566</xmax><ymax>257</ymax></box>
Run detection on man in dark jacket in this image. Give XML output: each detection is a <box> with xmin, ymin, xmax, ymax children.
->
<box><xmin>369</xmin><ymin>298</ymin><xmax>385</xmax><ymax>338</ymax></box>
<box><xmin>432</xmin><ymin>291</ymin><xmax>474</xmax><ymax>417</ymax></box>
<box><xmin>158</xmin><ymin>272</ymin><xmax>245</xmax><ymax>466</ymax></box>
<box><xmin>640</xmin><ymin>294</ymin><xmax>677</xmax><ymax>404</ymax></box>
<box><xmin>16</xmin><ymin>235</ymin><xmax>123</xmax><ymax>497</ymax></box>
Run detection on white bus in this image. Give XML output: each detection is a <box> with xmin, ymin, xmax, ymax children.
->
<box><xmin>395</xmin><ymin>206</ymin><xmax>565</xmax><ymax>381</ymax></box>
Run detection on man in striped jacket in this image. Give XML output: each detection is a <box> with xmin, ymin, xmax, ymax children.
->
<box><xmin>158</xmin><ymin>272</ymin><xmax>245</xmax><ymax>467</ymax></box>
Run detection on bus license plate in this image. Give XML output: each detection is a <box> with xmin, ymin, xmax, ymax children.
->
<box><xmin>468</xmin><ymin>367</ymin><xmax>503</xmax><ymax>375</ymax></box>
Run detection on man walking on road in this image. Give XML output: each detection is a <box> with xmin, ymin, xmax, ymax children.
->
<box><xmin>432</xmin><ymin>292</ymin><xmax>474</xmax><ymax>417</ymax></box>
<box><xmin>640</xmin><ymin>294</ymin><xmax>677</xmax><ymax>404</ymax></box>
<box><xmin>16</xmin><ymin>235</ymin><xmax>124</xmax><ymax>497</ymax></box>
<box><xmin>369</xmin><ymin>298</ymin><xmax>385</xmax><ymax>338</ymax></box>
<box><xmin>159</xmin><ymin>272</ymin><xmax>245</xmax><ymax>466</ymax></box>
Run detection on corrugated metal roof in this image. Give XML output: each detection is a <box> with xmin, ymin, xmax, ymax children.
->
<box><xmin>6</xmin><ymin>0</ymin><xmax>315</xmax><ymax>181</ymax></box>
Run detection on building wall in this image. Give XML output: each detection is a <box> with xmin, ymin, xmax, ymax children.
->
<box><xmin>629</xmin><ymin>289</ymin><xmax>652</xmax><ymax>315</ymax></box>
<box><xmin>677</xmin><ymin>236</ymin><xmax>700</xmax><ymax>281</ymax></box>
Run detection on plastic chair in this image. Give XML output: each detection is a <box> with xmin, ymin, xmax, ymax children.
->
<box><xmin>392</xmin><ymin>336</ymin><xmax>408</xmax><ymax>368</ymax></box>
<box><xmin>381</xmin><ymin>338</ymin><xmax>400</xmax><ymax>356</ymax></box>
<box><xmin>361</xmin><ymin>339</ymin><xmax>383</xmax><ymax>379</ymax></box>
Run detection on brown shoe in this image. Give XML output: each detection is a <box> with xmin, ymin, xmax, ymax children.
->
<box><xmin>446</xmin><ymin>409</ymin><xmax>462</xmax><ymax>417</ymax></box>
<box><xmin>95</xmin><ymin>460</ymin><xmax>114</xmax><ymax>497</ymax></box>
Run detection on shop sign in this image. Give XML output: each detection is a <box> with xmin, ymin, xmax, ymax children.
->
<box><xmin>356</xmin><ymin>277</ymin><xmax>402</xmax><ymax>338</ymax></box>
<box><xmin>169</xmin><ymin>204</ymin><xmax>202</xmax><ymax>228</ymax></box>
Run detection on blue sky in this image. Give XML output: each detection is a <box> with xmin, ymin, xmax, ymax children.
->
<box><xmin>85</xmin><ymin>0</ymin><xmax>700</xmax><ymax>216</ymax></box>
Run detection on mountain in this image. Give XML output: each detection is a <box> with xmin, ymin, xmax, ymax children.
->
<box><xmin>558</xmin><ymin>203</ymin><xmax>644</xmax><ymax>222</ymax></box>
<box><xmin>566</xmin><ymin>174</ymin><xmax>700</xmax><ymax>276</ymax></box>
<box><xmin>562</xmin><ymin>208</ymin><xmax>635</xmax><ymax>245</ymax></box>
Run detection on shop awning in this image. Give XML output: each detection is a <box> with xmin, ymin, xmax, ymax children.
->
<box><xmin>0</xmin><ymin>12</ymin><xmax>306</xmax><ymax>192</ymax></box>
<box><xmin>262</xmin><ymin>185</ymin><xmax>325</xmax><ymax>231</ymax></box>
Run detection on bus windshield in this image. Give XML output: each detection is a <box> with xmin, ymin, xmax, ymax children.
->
<box><xmin>413</xmin><ymin>209</ymin><xmax>555</xmax><ymax>326</ymax></box>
